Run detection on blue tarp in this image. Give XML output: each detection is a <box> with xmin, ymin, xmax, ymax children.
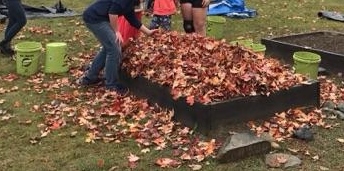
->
<box><xmin>207</xmin><ymin>0</ymin><xmax>256</xmax><ymax>18</ymax></box>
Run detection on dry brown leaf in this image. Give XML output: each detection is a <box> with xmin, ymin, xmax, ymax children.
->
<box><xmin>128</xmin><ymin>153</ymin><xmax>140</xmax><ymax>163</ymax></box>
<box><xmin>155</xmin><ymin>158</ymin><xmax>181</xmax><ymax>168</ymax></box>
<box><xmin>188</xmin><ymin>164</ymin><xmax>202</xmax><ymax>170</ymax></box>
<box><xmin>337</xmin><ymin>138</ymin><xmax>344</xmax><ymax>143</ymax></box>
<box><xmin>287</xmin><ymin>148</ymin><xmax>299</xmax><ymax>153</ymax></box>
<box><xmin>312</xmin><ymin>155</ymin><xmax>320</xmax><ymax>161</ymax></box>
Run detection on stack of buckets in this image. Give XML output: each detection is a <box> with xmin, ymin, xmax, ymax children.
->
<box><xmin>14</xmin><ymin>41</ymin><xmax>68</xmax><ymax>76</ymax></box>
<box><xmin>206</xmin><ymin>16</ymin><xmax>226</xmax><ymax>39</ymax></box>
<box><xmin>230</xmin><ymin>39</ymin><xmax>266</xmax><ymax>55</ymax></box>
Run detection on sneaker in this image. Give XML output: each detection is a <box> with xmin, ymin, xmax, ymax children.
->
<box><xmin>0</xmin><ymin>44</ymin><xmax>14</xmax><ymax>57</ymax></box>
<box><xmin>106</xmin><ymin>83</ymin><xmax>129</xmax><ymax>96</ymax></box>
<box><xmin>76</xmin><ymin>76</ymin><xmax>103</xmax><ymax>86</ymax></box>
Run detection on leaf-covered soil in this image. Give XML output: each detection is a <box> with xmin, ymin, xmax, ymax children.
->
<box><xmin>123</xmin><ymin>31</ymin><xmax>307</xmax><ymax>105</ymax></box>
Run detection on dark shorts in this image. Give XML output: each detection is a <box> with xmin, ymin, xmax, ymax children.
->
<box><xmin>180</xmin><ymin>0</ymin><xmax>203</xmax><ymax>8</ymax></box>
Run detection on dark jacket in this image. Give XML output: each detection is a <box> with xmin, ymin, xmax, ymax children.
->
<box><xmin>83</xmin><ymin>0</ymin><xmax>142</xmax><ymax>29</ymax></box>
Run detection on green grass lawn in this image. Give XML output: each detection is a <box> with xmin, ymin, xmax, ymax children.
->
<box><xmin>1</xmin><ymin>0</ymin><xmax>344</xmax><ymax>170</ymax></box>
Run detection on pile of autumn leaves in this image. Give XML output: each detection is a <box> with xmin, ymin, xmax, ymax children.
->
<box><xmin>123</xmin><ymin>31</ymin><xmax>307</xmax><ymax>104</ymax></box>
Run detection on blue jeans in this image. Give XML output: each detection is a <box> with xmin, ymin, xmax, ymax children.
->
<box><xmin>84</xmin><ymin>22</ymin><xmax>122</xmax><ymax>89</ymax></box>
<box><xmin>1</xmin><ymin>0</ymin><xmax>27</xmax><ymax>47</ymax></box>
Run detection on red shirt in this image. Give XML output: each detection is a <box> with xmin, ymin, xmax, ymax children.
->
<box><xmin>153</xmin><ymin>0</ymin><xmax>176</xmax><ymax>16</ymax></box>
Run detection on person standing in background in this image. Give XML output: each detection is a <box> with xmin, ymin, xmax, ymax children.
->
<box><xmin>0</xmin><ymin>0</ymin><xmax>27</xmax><ymax>56</ymax></box>
<box><xmin>79</xmin><ymin>0</ymin><xmax>158</xmax><ymax>95</ymax></box>
<box><xmin>149</xmin><ymin>0</ymin><xmax>177</xmax><ymax>31</ymax></box>
<box><xmin>180</xmin><ymin>0</ymin><xmax>210</xmax><ymax>35</ymax></box>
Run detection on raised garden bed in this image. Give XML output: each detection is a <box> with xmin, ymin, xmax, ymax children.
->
<box><xmin>261</xmin><ymin>31</ymin><xmax>344</xmax><ymax>74</ymax></box>
<box><xmin>120</xmin><ymin>71</ymin><xmax>320</xmax><ymax>135</ymax></box>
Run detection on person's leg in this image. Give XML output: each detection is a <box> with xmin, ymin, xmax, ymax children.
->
<box><xmin>180</xmin><ymin>0</ymin><xmax>194</xmax><ymax>33</ymax></box>
<box><xmin>192</xmin><ymin>0</ymin><xmax>208</xmax><ymax>36</ymax></box>
<box><xmin>149</xmin><ymin>15</ymin><xmax>160</xmax><ymax>29</ymax></box>
<box><xmin>1</xmin><ymin>0</ymin><xmax>26</xmax><ymax>48</ymax></box>
<box><xmin>192</xmin><ymin>8</ymin><xmax>207</xmax><ymax>36</ymax></box>
<box><xmin>160</xmin><ymin>15</ymin><xmax>172</xmax><ymax>31</ymax></box>
<box><xmin>86</xmin><ymin>22</ymin><xmax>122</xmax><ymax>89</ymax></box>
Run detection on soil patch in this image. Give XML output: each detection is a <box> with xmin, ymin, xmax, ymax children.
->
<box><xmin>275</xmin><ymin>32</ymin><xmax>344</xmax><ymax>55</ymax></box>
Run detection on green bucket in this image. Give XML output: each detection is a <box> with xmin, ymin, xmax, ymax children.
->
<box><xmin>206</xmin><ymin>16</ymin><xmax>226</xmax><ymax>39</ymax></box>
<box><xmin>230</xmin><ymin>39</ymin><xmax>253</xmax><ymax>48</ymax></box>
<box><xmin>250</xmin><ymin>43</ymin><xmax>266</xmax><ymax>54</ymax></box>
<box><xmin>14</xmin><ymin>41</ymin><xmax>42</xmax><ymax>76</ymax></box>
<box><xmin>293</xmin><ymin>51</ymin><xmax>321</xmax><ymax>79</ymax></box>
<box><xmin>44</xmin><ymin>42</ymin><xmax>68</xmax><ymax>73</ymax></box>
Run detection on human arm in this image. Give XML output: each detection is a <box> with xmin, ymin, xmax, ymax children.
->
<box><xmin>124</xmin><ymin>11</ymin><xmax>158</xmax><ymax>36</ymax></box>
<box><xmin>202</xmin><ymin>0</ymin><xmax>210</xmax><ymax>7</ymax></box>
<box><xmin>109</xmin><ymin>14</ymin><xmax>123</xmax><ymax>44</ymax></box>
<box><xmin>139</xmin><ymin>25</ymin><xmax>158</xmax><ymax>35</ymax></box>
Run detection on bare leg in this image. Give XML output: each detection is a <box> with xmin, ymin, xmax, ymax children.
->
<box><xmin>180</xmin><ymin>3</ymin><xmax>193</xmax><ymax>20</ymax></box>
<box><xmin>192</xmin><ymin>7</ymin><xmax>207</xmax><ymax>36</ymax></box>
<box><xmin>180</xmin><ymin>3</ymin><xmax>195</xmax><ymax>33</ymax></box>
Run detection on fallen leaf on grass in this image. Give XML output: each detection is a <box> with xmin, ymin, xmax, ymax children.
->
<box><xmin>155</xmin><ymin>158</ymin><xmax>181</xmax><ymax>168</ymax></box>
<box><xmin>97</xmin><ymin>159</ymin><xmax>105</xmax><ymax>168</ymax></box>
<box><xmin>40</xmin><ymin>130</ymin><xmax>50</xmax><ymax>138</ymax></box>
<box><xmin>337</xmin><ymin>138</ymin><xmax>344</xmax><ymax>143</ymax></box>
<box><xmin>18</xmin><ymin>120</ymin><xmax>32</xmax><ymax>125</ymax></box>
<box><xmin>13</xmin><ymin>101</ymin><xmax>21</xmax><ymax>107</ymax></box>
<box><xmin>0</xmin><ymin>99</ymin><xmax>5</xmax><ymax>104</ymax></box>
<box><xmin>180</xmin><ymin>153</ymin><xmax>192</xmax><ymax>160</ymax></box>
<box><xmin>312</xmin><ymin>155</ymin><xmax>320</xmax><ymax>161</ymax></box>
<box><xmin>85</xmin><ymin>133</ymin><xmax>96</xmax><ymax>143</ymax></box>
<box><xmin>287</xmin><ymin>148</ymin><xmax>299</xmax><ymax>153</ymax></box>
<box><xmin>1</xmin><ymin>114</ymin><xmax>14</xmax><ymax>121</ymax></box>
<box><xmin>319</xmin><ymin>166</ymin><xmax>330</xmax><ymax>170</ymax></box>
<box><xmin>70</xmin><ymin>131</ymin><xmax>78</xmax><ymax>137</ymax></box>
<box><xmin>188</xmin><ymin>164</ymin><xmax>202</xmax><ymax>170</ymax></box>
<box><xmin>32</xmin><ymin>105</ymin><xmax>40</xmax><ymax>111</ymax></box>
<box><xmin>127</xmin><ymin>153</ymin><xmax>140</xmax><ymax>169</ymax></box>
<box><xmin>141</xmin><ymin>148</ymin><xmax>150</xmax><ymax>153</ymax></box>
<box><xmin>29</xmin><ymin>136</ymin><xmax>41</xmax><ymax>145</ymax></box>
<box><xmin>2</xmin><ymin>73</ymin><xmax>19</xmax><ymax>82</ymax></box>
<box><xmin>128</xmin><ymin>153</ymin><xmax>140</xmax><ymax>163</ymax></box>
<box><xmin>11</xmin><ymin>86</ymin><xmax>18</xmax><ymax>91</ymax></box>
<box><xmin>108</xmin><ymin>166</ymin><xmax>119</xmax><ymax>171</ymax></box>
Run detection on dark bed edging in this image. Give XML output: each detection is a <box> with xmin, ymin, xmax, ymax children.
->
<box><xmin>120</xmin><ymin>70</ymin><xmax>320</xmax><ymax>136</ymax></box>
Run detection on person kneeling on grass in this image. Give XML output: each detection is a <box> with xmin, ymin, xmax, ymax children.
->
<box><xmin>79</xmin><ymin>0</ymin><xmax>158</xmax><ymax>95</ymax></box>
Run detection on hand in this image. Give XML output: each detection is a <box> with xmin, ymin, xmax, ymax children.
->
<box><xmin>202</xmin><ymin>0</ymin><xmax>210</xmax><ymax>7</ymax></box>
<box><xmin>115</xmin><ymin>31</ymin><xmax>123</xmax><ymax>45</ymax></box>
<box><xmin>146</xmin><ymin>29</ymin><xmax>159</xmax><ymax>36</ymax></box>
